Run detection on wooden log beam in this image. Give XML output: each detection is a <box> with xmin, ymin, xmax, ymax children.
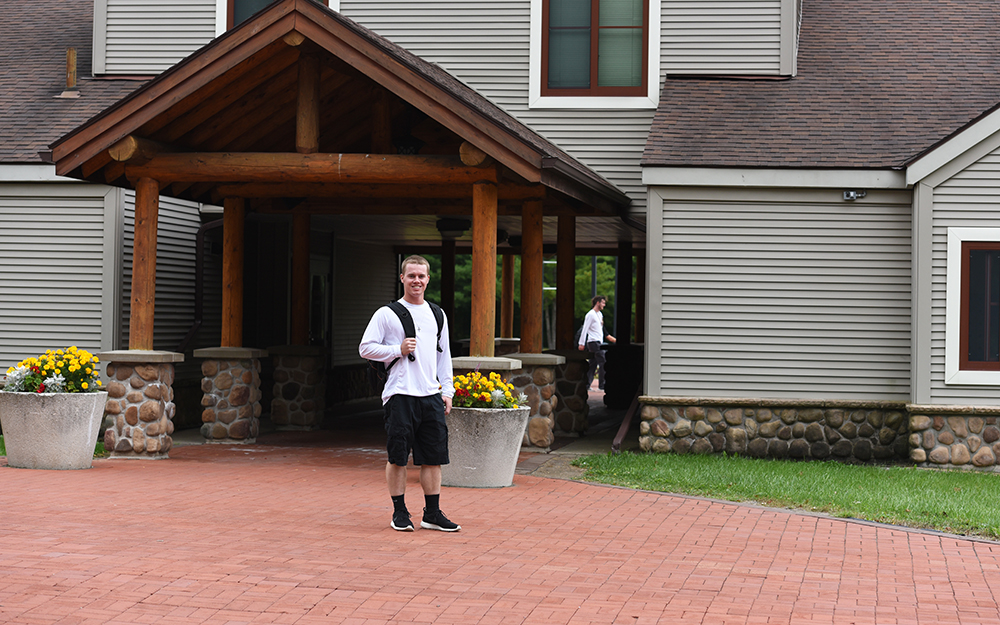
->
<box><xmin>371</xmin><ymin>89</ymin><xmax>392</xmax><ymax>153</ymax></box>
<box><xmin>214</xmin><ymin>181</ymin><xmax>544</xmax><ymax>200</ymax></box>
<box><xmin>615</xmin><ymin>240</ymin><xmax>633</xmax><ymax>345</ymax></box>
<box><xmin>470</xmin><ymin>182</ymin><xmax>498</xmax><ymax>357</ymax></box>
<box><xmin>221</xmin><ymin>197</ymin><xmax>245</xmax><ymax>347</ymax></box>
<box><xmin>290</xmin><ymin>212</ymin><xmax>310</xmax><ymax>345</ymax></box>
<box><xmin>519</xmin><ymin>200</ymin><xmax>544</xmax><ymax>353</ymax></box>
<box><xmin>108</xmin><ymin>135</ymin><xmax>175</xmax><ymax>164</ymax></box>
<box><xmin>500</xmin><ymin>253</ymin><xmax>514</xmax><ymax>339</ymax></box>
<box><xmin>296</xmin><ymin>53</ymin><xmax>320</xmax><ymax>154</ymax></box>
<box><xmin>459</xmin><ymin>141</ymin><xmax>493</xmax><ymax>168</ymax></box>
<box><xmin>556</xmin><ymin>215</ymin><xmax>575</xmax><ymax>349</ymax></box>
<box><xmin>129</xmin><ymin>177</ymin><xmax>160</xmax><ymax>351</ymax></box>
<box><xmin>126</xmin><ymin>153</ymin><xmax>498</xmax><ymax>185</ymax></box>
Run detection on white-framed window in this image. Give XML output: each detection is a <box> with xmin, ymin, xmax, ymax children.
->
<box><xmin>529</xmin><ymin>0</ymin><xmax>661</xmax><ymax>109</ymax></box>
<box><xmin>945</xmin><ymin>227</ymin><xmax>1000</xmax><ymax>385</ymax></box>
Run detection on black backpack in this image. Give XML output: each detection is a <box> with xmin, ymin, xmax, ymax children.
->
<box><xmin>367</xmin><ymin>300</ymin><xmax>445</xmax><ymax>394</ymax></box>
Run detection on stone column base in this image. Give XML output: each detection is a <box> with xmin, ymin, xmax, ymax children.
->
<box><xmin>269</xmin><ymin>346</ymin><xmax>326</xmax><ymax>430</ymax></box>
<box><xmin>506</xmin><ymin>353</ymin><xmax>566</xmax><ymax>449</ymax></box>
<box><xmin>99</xmin><ymin>350</ymin><xmax>184</xmax><ymax>459</ymax></box>
<box><xmin>195</xmin><ymin>348</ymin><xmax>266</xmax><ymax>443</ymax></box>
<box><xmin>547</xmin><ymin>349</ymin><xmax>591</xmax><ymax>435</ymax></box>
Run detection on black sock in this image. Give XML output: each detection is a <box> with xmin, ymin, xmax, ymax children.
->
<box><xmin>391</xmin><ymin>494</ymin><xmax>406</xmax><ymax>513</ymax></box>
<box><xmin>424</xmin><ymin>494</ymin><xmax>440</xmax><ymax>514</ymax></box>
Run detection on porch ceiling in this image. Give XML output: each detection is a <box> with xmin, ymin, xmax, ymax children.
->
<box><xmin>48</xmin><ymin>0</ymin><xmax>638</xmax><ymax>246</ymax></box>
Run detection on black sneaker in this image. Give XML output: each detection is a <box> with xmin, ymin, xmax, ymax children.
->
<box><xmin>391</xmin><ymin>509</ymin><xmax>414</xmax><ymax>532</ymax></box>
<box><xmin>421</xmin><ymin>508</ymin><xmax>461</xmax><ymax>532</ymax></box>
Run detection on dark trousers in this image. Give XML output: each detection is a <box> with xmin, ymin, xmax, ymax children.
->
<box><xmin>585</xmin><ymin>341</ymin><xmax>606</xmax><ymax>390</ymax></box>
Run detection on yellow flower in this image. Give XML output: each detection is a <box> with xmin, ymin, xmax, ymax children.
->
<box><xmin>55</xmin><ymin>369</ymin><xmax>61</xmax><ymax>375</ymax></box>
<box><xmin>85</xmin><ymin>368</ymin><xmax>92</xmax><ymax>374</ymax></box>
<box><xmin>81</xmin><ymin>382</ymin><xmax>88</xmax><ymax>389</ymax></box>
<box><xmin>97</xmin><ymin>380</ymin><xmax>102</xmax><ymax>386</ymax></box>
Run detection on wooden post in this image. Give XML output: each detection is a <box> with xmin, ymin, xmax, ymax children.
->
<box><xmin>470</xmin><ymin>181</ymin><xmax>498</xmax><ymax>357</ymax></box>
<box><xmin>520</xmin><ymin>200</ymin><xmax>543</xmax><ymax>353</ymax></box>
<box><xmin>556</xmin><ymin>215</ymin><xmax>575</xmax><ymax>349</ymax></box>
<box><xmin>441</xmin><ymin>239</ymin><xmax>456</xmax><ymax>322</ymax></box>
<box><xmin>296</xmin><ymin>53</ymin><xmax>320</xmax><ymax>154</ymax></box>
<box><xmin>371</xmin><ymin>90</ymin><xmax>392</xmax><ymax>154</ymax></box>
<box><xmin>616</xmin><ymin>240</ymin><xmax>633</xmax><ymax>345</ymax></box>
<box><xmin>636</xmin><ymin>248</ymin><xmax>646</xmax><ymax>344</ymax></box>
<box><xmin>500</xmin><ymin>253</ymin><xmax>514</xmax><ymax>338</ymax></box>
<box><xmin>221</xmin><ymin>197</ymin><xmax>245</xmax><ymax>347</ymax></box>
<box><xmin>291</xmin><ymin>212</ymin><xmax>310</xmax><ymax>345</ymax></box>
<box><xmin>130</xmin><ymin>177</ymin><xmax>159</xmax><ymax>350</ymax></box>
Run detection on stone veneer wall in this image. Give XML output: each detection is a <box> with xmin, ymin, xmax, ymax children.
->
<box><xmin>639</xmin><ymin>398</ymin><xmax>910</xmax><ymax>462</ymax></box>
<box><xmin>271</xmin><ymin>353</ymin><xmax>326</xmax><ymax>429</ymax></box>
<box><xmin>200</xmin><ymin>358</ymin><xmax>262</xmax><ymax>442</ymax></box>
<box><xmin>508</xmin><ymin>364</ymin><xmax>558</xmax><ymax>448</ymax></box>
<box><xmin>103</xmin><ymin>362</ymin><xmax>176</xmax><ymax>458</ymax></box>
<box><xmin>908</xmin><ymin>407</ymin><xmax>1000</xmax><ymax>470</ymax></box>
<box><xmin>551</xmin><ymin>353</ymin><xmax>590</xmax><ymax>435</ymax></box>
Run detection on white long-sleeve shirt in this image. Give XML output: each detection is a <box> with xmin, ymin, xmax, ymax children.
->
<box><xmin>579</xmin><ymin>308</ymin><xmax>605</xmax><ymax>347</ymax></box>
<box><xmin>359</xmin><ymin>299</ymin><xmax>454</xmax><ymax>405</ymax></box>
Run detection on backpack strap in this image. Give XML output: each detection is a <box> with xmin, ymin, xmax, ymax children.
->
<box><xmin>384</xmin><ymin>301</ymin><xmax>416</xmax><ymax>372</ymax></box>
<box><xmin>428</xmin><ymin>302</ymin><xmax>445</xmax><ymax>353</ymax></box>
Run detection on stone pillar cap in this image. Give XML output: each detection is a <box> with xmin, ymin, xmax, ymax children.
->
<box><xmin>506</xmin><ymin>352</ymin><xmax>565</xmax><ymax>366</ymax></box>
<box><xmin>452</xmin><ymin>356</ymin><xmax>522</xmax><ymax>371</ymax></box>
<box><xmin>193</xmin><ymin>347</ymin><xmax>268</xmax><ymax>359</ymax></box>
<box><xmin>97</xmin><ymin>350</ymin><xmax>184</xmax><ymax>363</ymax></box>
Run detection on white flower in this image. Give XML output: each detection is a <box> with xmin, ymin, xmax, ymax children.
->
<box><xmin>2</xmin><ymin>365</ymin><xmax>28</xmax><ymax>392</ymax></box>
<box><xmin>42</xmin><ymin>374</ymin><xmax>66</xmax><ymax>393</ymax></box>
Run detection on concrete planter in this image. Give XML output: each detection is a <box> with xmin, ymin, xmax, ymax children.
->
<box><xmin>0</xmin><ymin>392</ymin><xmax>107</xmax><ymax>469</ymax></box>
<box><xmin>442</xmin><ymin>406</ymin><xmax>530</xmax><ymax>488</ymax></box>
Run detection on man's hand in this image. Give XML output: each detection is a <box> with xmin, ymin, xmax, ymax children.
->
<box><xmin>400</xmin><ymin>338</ymin><xmax>417</xmax><ymax>355</ymax></box>
<box><xmin>577</xmin><ymin>344</ymin><xmax>585</xmax><ymax>351</ymax></box>
<box><xmin>443</xmin><ymin>395</ymin><xmax>452</xmax><ymax>415</ymax></box>
<box><xmin>607</xmin><ymin>335</ymin><xmax>617</xmax><ymax>344</ymax></box>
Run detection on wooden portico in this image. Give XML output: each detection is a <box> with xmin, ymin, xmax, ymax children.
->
<box><xmin>49</xmin><ymin>0</ymin><xmax>636</xmax><ymax>454</ymax></box>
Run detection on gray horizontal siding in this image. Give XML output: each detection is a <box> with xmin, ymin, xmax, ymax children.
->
<box><xmin>662</xmin><ymin>0</ymin><xmax>783</xmax><ymax>75</ymax></box>
<box><xmin>0</xmin><ymin>186</ymin><xmax>111</xmax><ymax>370</ymax></box>
<box><xmin>930</xmin><ymin>151</ymin><xmax>1000</xmax><ymax>404</ymax></box>
<box><xmin>340</xmin><ymin>0</ymin><xmax>652</xmax><ymax>215</ymax></box>
<box><xmin>333</xmin><ymin>238</ymin><xmax>398</xmax><ymax>366</ymax></box>
<box><xmin>654</xmin><ymin>188</ymin><xmax>912</xmax><ymax>400</ymax></box>
<box><xmin>98</xmin><ymin>0</ymin><xmax>217</xmax><ymax>74</ymax></box>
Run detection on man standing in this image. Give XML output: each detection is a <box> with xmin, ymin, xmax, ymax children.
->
<box><xmin>577</xmin><ymin>295</ymin><xmax>616</xmax><ymax>391</ymax></box>
<box><xmin>359</xmin><ymin>255</ymin><xmax>460</xmax><ymax>532</ymax></box>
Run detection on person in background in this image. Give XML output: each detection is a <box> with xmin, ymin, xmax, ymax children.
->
<box><xmin>577</xmin><ymin>295</ymin><xmax>616</xmax><ymax>391</ymax></box>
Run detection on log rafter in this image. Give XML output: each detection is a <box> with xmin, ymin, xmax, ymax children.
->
<box><xmin>125</xmin><ymin>153</ymin><xmax>499</xmax><ymax>185</ymax></box>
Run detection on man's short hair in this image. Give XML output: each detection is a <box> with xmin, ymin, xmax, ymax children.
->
<box><xmin>592</xmin><ymin>295</ymin><xmax>607</xmax><ymax>307</ymax></box>
<box><xmin>400</xmin><ymin>254</ymin><xmax>431</xmax><ymax>275</ymax></box>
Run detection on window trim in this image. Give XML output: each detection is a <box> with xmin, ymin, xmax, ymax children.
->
<box><xmin>945</xmin><ymin>228</ymin><xmax>1000</xmax><ymax>385</ymax></box>
<box><xmin>529</xmin><ymin>0</ymin><xmax>661</xmax><ymax>109</ymax></box>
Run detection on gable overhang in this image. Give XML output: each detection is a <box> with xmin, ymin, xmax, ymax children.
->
<box><xmin>906</xmin><ymin>104</ymin><xmax>1000</xmax><ymax>187</ymax></box>
<box><xmin>49</xmin><ymin>0</ymin><xmax>629</xmax><ymax>217</ymax></box>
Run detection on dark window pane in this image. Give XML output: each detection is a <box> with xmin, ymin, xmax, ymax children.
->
<box><xmin>968</xmin><ymin>249</ymin><xmax>1000</xmax><ymax>362</ymax></box>
<box><xmin>234</xmin><ymin>0</ymin><xmax>273</xmax><ymax>26</ymax></box>
<box><xmin>549</xmin><ymin>29</ymin><xmax>591</xmax><ymax>88</ymax></box>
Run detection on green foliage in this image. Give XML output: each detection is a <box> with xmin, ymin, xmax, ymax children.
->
<box><xmin>574</xmin><ymin>452</ymin><xmax>1000</xmax><ymax>540</ymax></box>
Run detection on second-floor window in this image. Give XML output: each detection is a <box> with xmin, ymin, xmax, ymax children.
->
<box><xmin>542</xmin><ymin>0</ymin><xmax>648</xmax><ymax>97</ymax></box>
<box><xmin>229</xmin><ymin>0</ymin><xmax>274</xmax><ymax>28</ymax></box>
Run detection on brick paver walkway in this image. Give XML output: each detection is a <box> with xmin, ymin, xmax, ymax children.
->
<box><xmin>2</xmin><ymin>430</ymin><xmax>1000</xmax><ymax>625</ymax></box>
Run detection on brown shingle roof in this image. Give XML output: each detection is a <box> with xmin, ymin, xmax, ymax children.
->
<box><xmin>642</xmin><ymin>0</ymin><xmax>1000</xmax><ymax>169</ymax></box>
<box><xmin>0</xmin><ymin>0</ymin><xmax>142</xmax><ymax>163</ymax></box>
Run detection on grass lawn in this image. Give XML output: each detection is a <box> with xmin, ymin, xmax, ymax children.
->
<box><xmin>575</xmin><ymin>452</ymin><xmax>1000</xmax><ymax>541</ymax></box>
